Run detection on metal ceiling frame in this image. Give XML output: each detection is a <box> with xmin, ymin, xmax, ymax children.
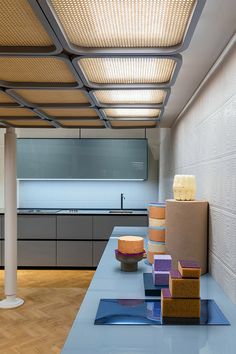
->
<box><xmin>34</xmin><ymin>106</ymin><xmax>105</xmax><ymax>122</ymax></box>
<box><xmin>0</xmin><ymin>0</ymin><xmax>62</xmax><ymax>55</ymax></box>
<box><xmin>0</xmin><ymin>88</ymin><xmax>22</xmax><ymax>107</ymax></box>
<box><xmin>0</xmin><ymin>54</ymin><xmax>83</xmax><ymax>88</ymax></box>
<box><xmin>99</xmin><ymin>107</ymin><xmax>164</xmax><ymax>121</ymax></box>
<box><xmin>0</xmin><ymin>116</ymin><xmax>57</xmax><ymax>128</ymax></box>
<box><xmin>89</xmin><ymin>88</ymin><xmax>171</xmax><ymax>108</ymax></box>
<box><xmin>6</xmin><ymin>87</ymin><xmax>94</xmax><ymax>108</ymax></box>
<box><xmin>54</xmin><ymin>119</ymin><xmax>107</xmax><ymax>129</ymax></box>
<box><xmin>73</xmin><ymin>54</ymin><xmax>182</xmax><ymax>89</ymax></box>
<box><xmin>109</xmin><ymin>121</ymin><xmax>159</xmax><ymax>129</ymax></box>
<box><xmin>38</xmin><ymin>0</ymin><xmax>206</xmax><ymax>55</ymax></box>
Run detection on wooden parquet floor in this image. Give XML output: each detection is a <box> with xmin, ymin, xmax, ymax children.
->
<box><xmin>0</xmin><ymin>270</ymin><xmax>94</xmax><ymax>354</ymax></box>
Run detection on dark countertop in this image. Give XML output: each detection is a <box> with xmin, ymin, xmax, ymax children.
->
<box><xmin>0</xmin><ymin>209</ymin><xmax>148</xmax><ymax>215</ymax></box>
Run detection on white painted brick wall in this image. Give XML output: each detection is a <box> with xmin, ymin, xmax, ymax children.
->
<box><xmin>159</xmin><ymin>45</ymin><xmax>236</xmax><ymax>303</ymax></box>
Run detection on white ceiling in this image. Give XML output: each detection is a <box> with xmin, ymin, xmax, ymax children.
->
<box><xmin>161</xmin><ymin>0</ymin><xmax>236</xmax><ymax>127</ymax></box>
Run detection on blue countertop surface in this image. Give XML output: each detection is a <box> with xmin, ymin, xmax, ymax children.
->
<box><xmin>62</xmin><ymin>226</ymin><xmax>236</xmax><ymax>354</ymax></box>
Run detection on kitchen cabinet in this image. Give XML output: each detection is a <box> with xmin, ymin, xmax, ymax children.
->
<box><xmin>93</xmin><ymin>241</ymin><xmax>107</xmax><ymax>267</ymax></box>
<box><xmin>0</xmin><ymin>212</ymin><xmax>147</xmax><ymax>268</ymax></box>
<box><xmin>57</xmin><ymin>215</ymin><xmax>92</xmax><ymax>240</ymax></box>
<box><xmin>93</xmin><ymin>215</ymin><xmax>148</xmax><ymax>239</ymax></box>
<box><xmin>2</xmin><ymin>240</ymin><xmax>56</xmax><ymax>266</ymax></box>
<box><xmin>0</xmin><ymin>215</ymin><xmax>3</xmax><ymax>238</ymax></box>
<box><xmin>57</xmin><ymin>241</ymin><xmax>92</xmax><ymax>267</ymax></box>
<box><xmin>18</xmin><ymin>215</ymin><xmax>56</xmax><ymax>239</ymax></box>
<box><xmin>0</xmin><ymin>240</ymin><xmax>2</xmax><ymax>266</ymax></box>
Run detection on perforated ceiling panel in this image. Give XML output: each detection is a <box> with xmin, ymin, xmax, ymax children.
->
<box><xmin>75</xmin><ymin>56</ymin><xmax>181</xmax><ymax>88</ymax></box>
<box><xmin>8</xmin><ymin>89</ymin><xmax>92</xmax><ymax>107</ymax></box>
<box><xmin>0</xmin><ymin>0</ymin><xmax>61</xmax><ymax>54</ymax></box>
<box><xmin>0</xmin><ymin>0</ymin><xmax>206</xmax><ymax>128</ymax></box>
<box><xmin>2</xmin><ymin>119</ymin><xmax>55</xmax><ymax>128</ymax></box>
<box><xmin>38</xmin><ymin>107</ymin><xmax>99</xmax><ymax>119</ymax></box>
<box><xmin>39</xmin><ymin>0</ymin><xmax>206</xmax><ymax>54</ymax></box>
<box><xmin>0</xmin><ymin>90</ymin><xmax>20</xmax><ymax>106</ymax></box>
<box><xmin>92</xmin><ymin>89</ymin><xmax>168</xmax><ymax>107</ymax></box>
<box><xmin>0</xmin><ymin>107</ymin><xmax>36</xmax><ymax>117</ymax></box>
<box><xmin>0</xmin><ymin>56</ymin><xmax>81</xmax><ymax>87</ymax></box>
<box><xmin>102</xmin><ymin>108</ymin><xmax>161</xmax><ymax>119</ymax></box>
<box><xmin>110</xmin><ymin>121</ymin><xmax>158</xmax><ymax>128</ymax></box>
<box><xmin>57</xmin><ymin>119</ymin><xmax>105</xmax><ymax>128</ymax></box>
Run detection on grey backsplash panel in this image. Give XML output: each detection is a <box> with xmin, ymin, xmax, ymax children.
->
<box><xmin>17</xmin><ymin>138</ymin><xmax>148</xmax><ymax>180</ymax></box>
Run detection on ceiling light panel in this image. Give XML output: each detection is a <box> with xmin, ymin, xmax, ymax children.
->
<box><xmin>7</xmin><ymin>89</ymin><xmax>93</xmax><ymax>107</ymax></box>
<box><xmin>0</xmin><ymin>89</ymin><xmax>21</xmax><ymax>107</ymax></box>
<box><xmin>39</xmin><ymin>0</ymin><xmax>205</xmax><ymax>54</ymax></box>
<box><xmin>102</xmin><ymin>108</ymin><xmax>161</xmax><ymax>120</ymax></box>
<box><xmin>0</xmin><ymin>56</ymin><xmax>82</xmax><ymax>88</ymax></box>
<box><xmin>36</xmin><ymin>107</ymin><xmax>100</xmax><ymax>120</ymax></box>
<box><xmin>1</xmin><ymin>119</ymin><xmax>55</xmax><ymax>128</ymax></box>
<box><xmin>74</xmin><ymin>56</ymin><xmax>181</xmax><ymax>88</ymax></box>
<box><xmin>0</xmin><ymin>0</ymin><xmax>61</xmax><ymax>54</ymax></box>
<box><xmin>57</xmin><ymin>119</ymin><xmax>105</xmax><ymax>128</ymax></box>
<box><xmin>110</xmin><ymin>121</ymin><xmax>158</xmax><ymax>129</ymax></box>
<box><xmin>0</xmin><ymin>107</ymin><xmax>36</xmax><ymax>117</ymax></box>
<box><xmin>91</xmin><ymin>89</ymin><xmax>169</xmax><ymax>107</ymax></box>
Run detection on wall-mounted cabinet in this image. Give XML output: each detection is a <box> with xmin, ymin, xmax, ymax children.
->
<box><xmin>17</xmin><ymin>139</ymin><xmax>148</xmax><ymax>180</ymax></box>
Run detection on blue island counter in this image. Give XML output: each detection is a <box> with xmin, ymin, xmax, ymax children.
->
<box><xmin>62</xmin><ymin>227</ymin><xmax>236</xmax><ymax>354</ymax></box>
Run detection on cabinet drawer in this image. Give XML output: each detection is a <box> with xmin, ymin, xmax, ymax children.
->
<box><xmin>2</xmin><ymin>240</ymin><xmax>56</xmax><ymax>266</ymax></box>
<box><xmin>57</xmin><ymin>241</ymin><xmax>92</xmax><ymax>266</ymax></box>
<box><xmin>93</xmin><ymin>215</ymin><xmax>148</xmax><ymax>239</ymax></box>
<box><xmin>93</xmin><ymin>241</ymin><xmax>107</xmax><ymax>267</ymax></box>
<box><xmin>18</xmin><ymin>215</ymin><xmax>56</xmax><ymax>239</ymax></box>
<box><xmin>57</xmin><ymin>216</ymin><xmax>92</xmax><ymax>239</ymax></box>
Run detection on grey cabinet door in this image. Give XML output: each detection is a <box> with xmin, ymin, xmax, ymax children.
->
<box><xmin>57</xmin><ymin>241</ymin><xmax>92</xmax><ymax>266</ymax></box>
<box><xmin>57</xmin><ymin>216</ymin><xmax>92</xmax><ymax>239</ymax></box>
<box><xmin>93</xmin><ymin>215</ymin><xmax>148</xmax><ymax>239</ymax></box>
<box><xmin>0</xmin><ymin>240</ymin><xmax>2</xmax><ymax>266</ymax></box>
<box><xmin>2</xmin><ymin>240</ymin><xmax>56</xmax><ymax>266</ymax></box>
<box><xmin>0</xmin><ymin>216</ymin><xmax>2</xmax><ymax>239</ymax></box>
<box><xmin>93</xmin><ymin>241</ymin><xmax>107</xmax><ymax>267</ymax></box>
<box><xmin>18</xmin><ymin>215</ymin><xmax>56</xmax><ymax>239</ymax></box>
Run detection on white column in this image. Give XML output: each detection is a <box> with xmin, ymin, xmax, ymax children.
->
<box><xmin>0</xmin><ymin>127</ymin><xmax>24</xmax><ymax>309</ymax></box>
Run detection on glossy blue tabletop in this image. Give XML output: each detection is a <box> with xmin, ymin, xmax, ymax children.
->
<box><xmin>62</xmin><ymin>227</ymin><xmax>236</xmax><ymax>354</ymax></box>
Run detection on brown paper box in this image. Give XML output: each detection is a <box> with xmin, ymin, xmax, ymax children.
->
<box><xmin>165</xmin><ymin>200</ymin><xmax>208</xmax><ymax>275</ymax></box>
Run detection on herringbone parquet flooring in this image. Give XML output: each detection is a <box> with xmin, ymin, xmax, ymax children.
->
<box><xmin>0</xmin><ymin>270</ymin><xmax>94</xmax><ymax>354</ymax></box>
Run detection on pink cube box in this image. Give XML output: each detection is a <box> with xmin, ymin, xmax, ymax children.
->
<box><xmin>152</xmin><ymin>266</ymin><xmax>170</xmax><ymax>286</ymax></box>
<box><xmin>154</xmin><ymin>255</ymin><xmax>172</xmax><ymax>271</ymax></box>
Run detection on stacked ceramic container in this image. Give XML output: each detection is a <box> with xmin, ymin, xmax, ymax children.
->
<box><xmin>147</xmin><ymin>203</ymin><xmax>166</xmax><ymax>264</ymax></box>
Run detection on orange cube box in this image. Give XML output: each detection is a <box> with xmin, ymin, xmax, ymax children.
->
<box><xmin>169</xmin><ymin>270</ymin><xmax>200</xmax><ymax>298</ymax></box>
<box><xmin>148</xmin><ymin>226</ymin><xmax>165</xmax><ymax>242</ymax></box>
<box><xmin>161</xmin><ymin>288</ymin><xmax>200</xmax><ymax>318</ymax></box>
<box><xmin>149</xmin><ymin>203</ymin><xmax>166</xmax><ymax>219</ymax></box>
<box><xmin>178</xmin><ymin>260</ymin><xmax>201</xmax><ymax>278</ymax></box>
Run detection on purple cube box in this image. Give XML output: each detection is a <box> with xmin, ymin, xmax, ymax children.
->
<box><xmin>154</xmin><ymin>254</ymin><xmax>172</xmax><ymax>271</ymax></box>
<box><xmin>152</xmin><ymin>266</ymin><xmax>170</xmax><ymax>286</ymax></box>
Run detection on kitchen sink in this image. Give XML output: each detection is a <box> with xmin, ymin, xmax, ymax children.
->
<box><xmin>108</xmin><ymin>210</ymin><xmax>133</xmax><ymax>214</ymax></box>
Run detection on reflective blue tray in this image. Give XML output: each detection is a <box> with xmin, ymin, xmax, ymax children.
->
<box><xmin>94</xmin><ymin>299</ymin><xmax>230</xmax><ymax>326</ymax></box>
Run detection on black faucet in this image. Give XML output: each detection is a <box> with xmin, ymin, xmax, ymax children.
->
<box><xmin>121</xmin><ymin>193</ymin><xmax>125</xmax><ymax>210</ymax></box>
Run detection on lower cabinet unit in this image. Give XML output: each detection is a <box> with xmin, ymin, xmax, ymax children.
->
<box><xmin>1</xmin><ymin>240</ymin><xmax>56</xmax><ymax>267</ymax></box>
<box><xmin>0</xmin><ymin>213</ymin><xmax>147</xmax><ymax>267</ymax></box>
<box><xmin>0</xmin><ymin>240</ymin><xmax>2</xmax><ymax>266</ymax></box>
<box><xmin>57</xmin><ymin>241</ymin><xmax>93</xmax><ymax>267</ymax></box>
<box><xmin>93</xmin><ymin>241</ymin><xmax>107</xmax><ymax>267</ymax></box>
